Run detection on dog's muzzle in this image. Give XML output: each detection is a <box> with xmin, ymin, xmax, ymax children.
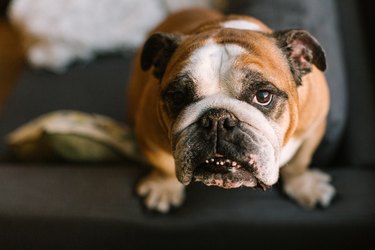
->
<box><xmin>189</xmin><ymin>108</ymin><xmax>270</xmax><ymax>189</ymax></box>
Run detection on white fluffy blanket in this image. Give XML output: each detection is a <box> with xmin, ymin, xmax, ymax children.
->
<box><xmin>8</xmin><ymin>0</ymin><xmax>218</xmax><ymax>71</ymax></box>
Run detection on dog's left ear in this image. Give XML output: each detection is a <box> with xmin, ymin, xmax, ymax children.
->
<box><xmin>141</xmin><ymin>32</ymin><xmax>181</xmax><ymax>80</ymax></box>
<box><xmin>274</xmin><ymin>29</ymin><xmax>326</xmax><ymax>85</ymax></box>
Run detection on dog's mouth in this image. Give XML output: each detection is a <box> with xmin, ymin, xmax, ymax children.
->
<box><xmin>193</xmin><ymin>154</ymin><xmax>270</xmax><ymax>190</ymax></box>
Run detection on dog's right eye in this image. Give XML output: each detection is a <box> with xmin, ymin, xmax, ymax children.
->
<box><xmin>168</xmin><ymin>91</ymin><xmax>185</xmax><ymax>106</ymax></box>
<box><xmin>163</xmin><ymin>89</ymin><xmax>186</xmax><ymax>106</ymax></box>
<box><xmin>162</xmin><ymin>74</ymin><xmax>197</xmax><ymax>118</ymax></box>
<box><xmin>163</xmin><ymin>89</ymin><xmax>192</xmax><ymax>118</ymax></box>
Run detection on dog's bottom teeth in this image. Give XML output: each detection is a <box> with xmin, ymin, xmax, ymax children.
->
<box><xmin>203</xmin><ymin>157</ymin><xmax>242</xmax><ymax>170</ymax></box>
<box><xmin>196</xmin><ymin>156</ymin><xmax>269</xmax><ymax>190</ymax></box>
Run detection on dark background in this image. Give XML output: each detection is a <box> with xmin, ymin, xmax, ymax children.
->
<box><xmin>360</xmin><ymin>0</ymin><xmax>375</xmax><ymax>72</ymax></box>
<box><xmin>1</xmin><ymin>0</ymin><xmax>373</xmax><ymax>88</ymax></box>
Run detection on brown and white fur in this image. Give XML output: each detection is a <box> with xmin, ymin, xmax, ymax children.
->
<box><xmin>128</xmin><ymin>9</ymin><xmax>335</xmax><ymax>213</ymax></box>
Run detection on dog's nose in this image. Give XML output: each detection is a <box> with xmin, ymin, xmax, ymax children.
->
<box><xmin>199</xmin><ymin>109</ymin><xmax>238</xmax><ymax>133</ymax></box>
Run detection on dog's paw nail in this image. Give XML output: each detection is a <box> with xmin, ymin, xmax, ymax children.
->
<box><xmin>156</xmin><ymin>195</ymin><xmax>171</xmax><ymax>213</ymax></box>
<box><xmin>319</xmin><ymin>184</ymin><xmax>336</xmax><ymax>207</ymax></box>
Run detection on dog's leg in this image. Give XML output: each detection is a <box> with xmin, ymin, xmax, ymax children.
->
<box><xmin>281</xmin><ymin>122</ymin><xmax>336</xmax><ymax>208</ymax></box>
<box><xmin>137</xmin><ymin>149</ymin><xmax>185</xmax><ymax>213</ymax></box>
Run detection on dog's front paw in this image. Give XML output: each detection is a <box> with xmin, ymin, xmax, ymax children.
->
<box><xmin>283</xmin><ymin>169</ymin><xmax>336</xmax><ymax>208</ymax></box>
<box><xmin>137</xmin><ymin>171</ymin><xmax>185</xmax><ymax>213</ymax></box>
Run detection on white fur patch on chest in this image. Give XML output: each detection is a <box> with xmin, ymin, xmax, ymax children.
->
<box><xmin>222</xmin><ymin>20</ymin><xmax>262</xmax><ymax>31</ymax></box>
<box><xmin>280</xmin><ymin>138</ymin><xmax>303</xmax><ymax>167</ymax></box>
<box><xmin>183</xmin><ymin>40</ymin><xmax>245</xmax><ymax>97</ymax></box>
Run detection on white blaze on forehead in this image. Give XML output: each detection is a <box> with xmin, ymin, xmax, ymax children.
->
<box><xmin>183</xmin><ymin>40</ymin><xmax>245</xmax><ymax>96</ymax></box>
<box><xmin>222</xmin><ymin>20</ymin><xmax>262</xmax><ymax>31</ymax></box>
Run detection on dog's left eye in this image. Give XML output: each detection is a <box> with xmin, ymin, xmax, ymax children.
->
<box><xmin>253</xmin><ymin>90</ymin><xmax>273</xmax><ymax>106</ymax></box>
<box><xmin>171</xmin><ymin>91</ymin><xmax>185</xmax><ymax>106</ymax></box>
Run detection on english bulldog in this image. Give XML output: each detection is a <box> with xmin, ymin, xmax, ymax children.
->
<box><xmin>127</xmin><ymin>8</ymin><xmax>335</xmax><ymax>213</ymax></box>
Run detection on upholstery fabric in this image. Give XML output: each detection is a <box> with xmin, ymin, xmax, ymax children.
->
<box><xmin>336</xmin><ymin>0</ymin><xmax>375</xmax><ymax>165</ymax></box>
<box><xmin>0</xmin><ymin>164</ymin><xmax>374</xmax><ymax>249</ymax></box>
<box><xmin>0</xmin><ymin>54</ymin><xmax>135</xmax><ymax>156</ymax></box>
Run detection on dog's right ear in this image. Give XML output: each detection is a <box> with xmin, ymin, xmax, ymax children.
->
<box><xmin>141</xmin><ymin>32</ymin><xmax>181</xmax><ymax>80</ymax></box>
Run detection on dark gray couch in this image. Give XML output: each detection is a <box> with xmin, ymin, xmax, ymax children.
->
<box><xmin>0</xmin><ymin>0</ymin><xmax>374</xmax><ymax>249</ymax></box>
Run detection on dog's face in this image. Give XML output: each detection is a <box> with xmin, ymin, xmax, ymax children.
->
<box><xmin>141</xmin><ymin>26</ymin><xmax>326</xmax><ymax>189</ymax></box>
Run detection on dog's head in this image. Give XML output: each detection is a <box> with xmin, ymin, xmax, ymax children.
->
<box><xmin>140</xmin><ymin>21</ymin><xmax>326</xmax><ymax>189</ymax></box>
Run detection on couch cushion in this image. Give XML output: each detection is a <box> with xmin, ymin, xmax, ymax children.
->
<box><xmin>0</xmin><ymin>53</ymin><xmax>135</xmax><ymax>156</ymax></box>
<box><xmin>336</xmin><ymin>0</ymin><xmax>375</xmax><ymax>165</ymax></box>
<box><xmin>0</xmin><ymin>164</ymin><xmax>373</xmax><ymax>249</ymax></box>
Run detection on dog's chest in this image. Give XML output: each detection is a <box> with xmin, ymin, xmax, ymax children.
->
<box><xmin>279</xmin><ymin>138</ymin><xmax>303</xmax><ymax>167</ymax></box>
